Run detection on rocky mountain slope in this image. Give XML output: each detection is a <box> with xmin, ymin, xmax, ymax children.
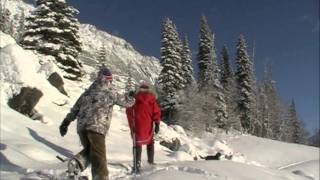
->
<box><xmin>2</xmin><ymin>0</ymin><xmax>160</xmax><ymax>85</ymax></box>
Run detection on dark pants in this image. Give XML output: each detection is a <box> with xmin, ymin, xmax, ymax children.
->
<box><xmin>74</xmin><ymin>130</ymin><xmax>108</xmax><ymax>180</ymax></box>
<box><xmin>133</xmin><ymin>142</ymin><xmax>154</xmax><ymax>170</ymax></box>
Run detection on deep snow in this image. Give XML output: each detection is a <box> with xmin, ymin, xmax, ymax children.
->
<box><xmin>0</xmin><ymin>29</ymin><xmax>319</xmax><ymax>180</ymax></box>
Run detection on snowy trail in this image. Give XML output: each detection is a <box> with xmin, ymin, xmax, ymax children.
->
<box><xmin>1</xmin><ymin>31</ymin><xmax>319</xmax><ymax>180</ymax></box>
<box><xmin>109</xmin><ymin>162</ymin><xmax>219</xmax><ymax>180</ymax></box>
<box><xmin>278</xmin><ymin>159</ymin><xmax>319</xmax><ymax>170</ymax></box>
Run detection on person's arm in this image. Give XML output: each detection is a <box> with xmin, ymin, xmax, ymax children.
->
<box><xmin>65</xmin><ymin>94</ymin><xmax>83</xmax><ymax>122</ymax></box>
<box><xmin>114</xmin><ymin>91</ymin><xmax>135</xmax><ymax>108</ymax></box>
<box><xmin>59</xmin><ymin>93</ymin><xmax>83</xmax><ymax>136</ymax></box>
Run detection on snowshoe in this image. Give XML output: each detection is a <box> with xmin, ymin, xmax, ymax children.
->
<box><xmin>66</xmin><ymin>158</ymin><xmax>81</xmax><ymax>179</ymax></box>
<box><xmin>78</xmin><ymin>176</ymin><xmax>89</xmax><ymax>180</ymax></box>
<box><xmin>131</xmin><ymin>167</ymin><xmax>141</xmax><ymax>174</ymax></box>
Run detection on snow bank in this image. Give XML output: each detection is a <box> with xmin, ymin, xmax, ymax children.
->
<box><xmin>0</xmin><ymin>43</ymin><xmax>41</xmax><ymax>85</ymax></box>
<box><xmin>0</xmin><ymin>32</ymin><xmax>68</xmax><ymax>125</ymax></box>
<box><xmin>228</xmin><ymin>135</ymin><xmax>319</xmax><ymax>168</ymax></box>
<box><xmin>280</xmin><ymin>160</ymin><xmax>320</xmax><ymax>180</ymax></box>
<box><xmin>0</xmin><ymin>31</ymin><xmax>15</xmax><ymax>48</ymax></box>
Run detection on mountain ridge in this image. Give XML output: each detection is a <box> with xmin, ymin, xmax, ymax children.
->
<box><xmin>1</xmin><ymin>0</ymin><xmax>160</xmax><ymax>84</ymax></box>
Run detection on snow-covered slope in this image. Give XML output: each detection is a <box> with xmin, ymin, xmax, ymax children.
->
<box><xmin>1</xmin><ymin>1</ymin><xmax>319</xmax><ymax>180</ymax></box>
<box><xmin>1</xmin><ymin>0</ymin><xmax>160</xmax><ymax>85</ymax></box>
<box><xmin>79</xmin><ymin>24</ymin><xmax>160</xmax><ymax>84</ymax></box>
<box><xmin>1</xmin><ymin>32</ymin><xmax>319</xmax><ymax>180</ymax></box>
<box><xmin>227</xmin><ymin>134</ymin><xmax>319</xmax><ymax>168</ymax></box>
<box><xmin>1</xmin><ymin>0</ymin><xmax>33</xmax><ymax>17</ymax></box>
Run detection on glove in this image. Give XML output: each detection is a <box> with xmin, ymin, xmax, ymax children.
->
<box><xmin>128</xmin><ymin>90</ymin><xmax>135</xmax><ymax>97</ymax></box>
<box><xmin>59</xmin><ymin>119</ymin><xmax>71</xmax><ymax>137</ymax></box>
<box><xmin>154</xmin><ymin>123</ymin><xmax>160</xmax><ymax>134</ymax></box>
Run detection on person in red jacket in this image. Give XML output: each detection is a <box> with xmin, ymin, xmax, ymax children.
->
<box><xmin>126</xmin><ymin>82</ymin><xmax>161</xmax><ymax>174</ymax></box>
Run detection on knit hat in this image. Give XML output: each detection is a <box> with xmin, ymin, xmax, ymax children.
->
<box><xmin>139</xmin><ymin>80</ymin><xmax>149</xmax><ymax>89</ymax></box>
<box><xmin>98</xmin><ymin>67</ymin><xmax>112</xmax><ymax>81</ymax></box>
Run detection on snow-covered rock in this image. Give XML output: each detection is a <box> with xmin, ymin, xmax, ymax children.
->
<box><xmin>0</xmin><ymin>32</ymin><xmax>68</xmax><ymax>124</ymax></box>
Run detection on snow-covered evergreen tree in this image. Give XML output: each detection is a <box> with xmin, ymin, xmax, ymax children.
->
<box><xmin>256</xmin><ymin>84</ymin><xmax>272</xmax><ymax>138</ymax></box>
<box><xmin>0</xmin><ymin>5</ymin><xmax>11</xmax><ymax>34</ymax></box>
<box><xmin>97</xmin><ymin>43</ymin><xmax>107</xmax><ymax>66</ymax></box>
<box><xmin>181</xmin><ymin>35</ymin><xmax>195</xmax><ymax>87</ymax></box>
<box><xmin>220</xmin><ymin>45</ymin><xmax>232</xmax><ymax>88</ymax></box>
<box><xmin>219</xmin><ymin>45</ymin><xmax>241</xmax><ymax>131</ymax></box>
<box><xmin>20</xmin><ymin>0</ymin><xmax>82</xmax><ymax>80</ymax></box>
<box><xmin>309</xmin><ymin>129</ymin><xmax>320</xmax><ymax>147</ymax></box>
<box><xmin>211</xmin><ymin>57</ymin><xmax>228</xmax><ymax>130</ymax></box>
<box><xmin>125</xmin><ymin>61</ymin><xmax>136</xmax><ymax>93</ymax></box>
<box><xmin>176</xmin><ymin>33</ymin><xmax>186</xmax><ymax>89</ymax></box>
<box><xmin>13</xmin><ymin>10</ymin><xmax>25</xmax><ymax>42</ymax></box>
<box><xmin>7</xmin><ymin>19</ymin><xmax>14</xmax><ymax>36</ymax></box>
<box><xmin>195</xmin><ymin>15</ymin><xmax>228</xmax><ymax>131</ymax></box>
<box><xmin>235</xmin><ymin>35</ymin><xmax>257</xmax><ymax>134</ymax></box>
<box><xmin>287</xmin><ymin>100</ymin><xmax>308</xmax><ymax>144</ymax></box>
<box><xmin>279</xmin><ymin>115</ymin><xmax>291</xmax><ymax>142</ymax></box>
<box><xmin>157</xmin><ymin>17</ymin><xmax>183</xmax><ymax>124</ymax></box>
<box><xmin>213</xmin><ymin>85</ymin><xmax>228</xmax><ymax>130</ymax></box>
<box><xmin>15</xmin><ymin>10</ymin><xmax>26</xmax><ymax>42</ymax></box>
<box><xmin>197</xmin><ymin>15</ymin><xmax>215</xmax><ymax>89</ymax></box>
<box><xmin>262</xmin><ymin>63</ymin><xmax>284</xmax><ymax>139</ymax></box>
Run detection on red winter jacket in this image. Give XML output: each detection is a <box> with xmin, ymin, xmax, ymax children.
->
<box><xmin>126</xmin><ymin>90</ymin><xmax>161</xmax><ymax>146</ymax></box>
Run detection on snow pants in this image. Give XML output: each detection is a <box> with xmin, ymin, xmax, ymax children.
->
<box><xmin>74</xmin><ymin>130</ymin><xmax>108</xmax><ymax>180</ymax></box>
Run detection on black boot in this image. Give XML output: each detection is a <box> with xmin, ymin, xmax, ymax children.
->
<box><xmin>132</xmin><ymin>146</ymin><xmax>142</xmax><ymax>174</ymax></box>
<box><xmin>132</xmin><ymin>160</ymin><xmax>141</xmax><ymax>174</ymax></box>
<box><xmin>147</xmin><ymin>142</ymin><xmax>155</xmax><ymax>164</ymax></box>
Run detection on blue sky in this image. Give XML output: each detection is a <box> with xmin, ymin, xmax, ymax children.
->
<box><xmin>27</xmin><ymin>0</ymin><xmax>319</xmax><ymax>133</ymax></box>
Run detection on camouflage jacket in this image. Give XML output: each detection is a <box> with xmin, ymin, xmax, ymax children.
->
<box><xmin>64</xmin><ymin>81</ymin><xmax>135</xmax><ymax>135</ymax></box>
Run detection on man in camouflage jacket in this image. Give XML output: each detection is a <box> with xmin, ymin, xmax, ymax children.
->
<box><xmin>59</xmin><ymin>67</ymin><xmax>135</xmax><ymax>180</ymax></box>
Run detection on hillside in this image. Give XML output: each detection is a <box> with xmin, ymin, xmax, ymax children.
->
<box><xmin>0</xmin><ymin>32</ymin><xmax>319</xmax><ymax>180</ymax></box>
<box><xmin>1</xmin><ymin>0</ymin><xmax>160</xmax><ymax>85</ymax></box>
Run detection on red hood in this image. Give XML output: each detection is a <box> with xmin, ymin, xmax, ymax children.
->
<box><xmin>135</xmin><ymin>91</ymin><xmax>155</xmax><ymax>104</ymax></box>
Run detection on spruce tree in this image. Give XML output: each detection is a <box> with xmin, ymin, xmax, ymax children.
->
<box><xmin>97</xmin><ymin>43</ymin><xmax>107</xmax><ymax>66</ymax></box>
<box><xmin>16</xmin><ymin>8</ymin><xmax>26</xmax><ymax>42</ymax></box>
<box><xmin>157</xmin><ymin>17</ymin><xmax>183</xmax><ymax>124</ymax></box>
<box><xmin>309</xmin><ymin>129</ymin><xmax>320</xmax><ymax>147</ymax></box>
<box><xmin>125</xmin><ymin>61</ymin><xmax>136</xmax><ymax>93</ymax></box>
<box><xmin>196</xmin><ymin>15</ymin><xmax>228</xmax><ymax>131</ymax></box>
<box><xmin>287</xmin><ymin>100</ymin><xmax>308</xmax><ymax>144</ymax></box>
<box><xmin>0</xmin><ymin>6</ymin><xmax>11</xmax><ymax>34</ymax></box>
<box><xmin>176</xmin><ymin>31</ymin><xmax>186</xmax><ymax>89</ymax></box>
<box><xmin>220</xmin><ymin>45</ymin><xmax>232</xmax><ymax>88</ymax></box>
<box><xmin>211</xmin><ymin>50</ymin><xmax>227</xmax><ymax>130</ymax></box>
<box><xmin>181</xmin><ymin>35</ymin><xmax>195</xmax><ymax>86</ymax></box>
<box><xmin>262</xmin><ymin>63</ymin><xmax>283</xmax><ymax>139</ymax></box>
<box><xmin>7</xmin><ymin>19</ymin><xmax>14</xmax><ymax>36</ymax></box>
<box><xmin>279</xmin><ymin>116</ymin><xmax>291</xmax><ymax>142</ymax></box>
<box><xmin>213</xmin><ymin>84</ymin><xmax>228</xmax><ymax>130</ymax></box>
<box><xmin>20</xmin><ymin>0</ymin><xmax>82</xmax><ymax>80</ymax></box>
<box><xmin>197</xmin><ymin>15</ymin><xmax>215</xmax><ymax>89</ymax></box>
<box><xmin>256</xmin><ymin>84</ymin><xmax>272</xmax><ymax>138</ymax></box>
<box><xmin>235</xmin><ymin>35</ymin><xmax>257</xmax><ymax>133</ymax></box>
<box><xmin>219</xmin><ymin>45</ymin><xmax>241</xmax><ymax>131</ymax></box>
